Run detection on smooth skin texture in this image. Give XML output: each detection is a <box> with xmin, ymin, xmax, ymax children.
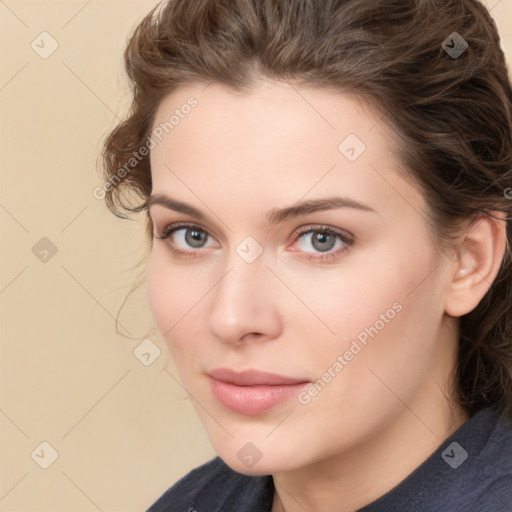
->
<box><xmin>147</xmin><ymin>80</ymin><xmax>507</xmax><ymax>512</ymax></box>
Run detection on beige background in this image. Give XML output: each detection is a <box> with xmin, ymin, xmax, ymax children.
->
<box><xmin>0</xmin><ymin>1</ymin><xmax>511</xmax><ymax>511</ymax></box>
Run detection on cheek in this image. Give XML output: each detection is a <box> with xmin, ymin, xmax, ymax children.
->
<box><xmin>147</xmin><ymin>249</ymin><xmax>213</xmax><ymax>369</ymax></box>
<box><xmin>302</xmin><ymin>247</ymin><xmax>442</xmax><ymax>409</ymax></box>
<box><xmin>301</xmin><ymin>276</ymin><xmax>407</xmax><ymax>374</ymax></box>
<box><xmin>280</xmin><ymin>256</ymin><xmax>412</xmax><ymax>360</ymax></box>
<box><xmin>147</xmin><ymin>251</ymin><xmax>173</xmax><ymax>334</ymax></box>
<box><xmin>147</xmin><ymin>250</ymin><xmax>194</xmax><ymax>347</ymax></box>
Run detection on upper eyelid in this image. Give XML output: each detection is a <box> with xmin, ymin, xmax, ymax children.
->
<box><xmin>158</xmin><ymin>221</ymin><xmax>353</xmax><ymax>244</ymax></box>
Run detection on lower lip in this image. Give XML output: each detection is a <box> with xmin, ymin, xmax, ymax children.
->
<box><xmin>209</xmin><ymin>377</ymin><xmax>309</xmax><ymax>415</ymax></box>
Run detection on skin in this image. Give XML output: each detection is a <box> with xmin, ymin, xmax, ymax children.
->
<box><xmin>146</xmin><ymin>80</ymin><xmax>507</xmax><ymax>512</ymax></box>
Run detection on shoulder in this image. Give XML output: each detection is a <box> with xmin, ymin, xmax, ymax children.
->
<box><xmin>146</xmin><ymin>456</ymin><xmax>273</xmax><ymax>512</ymax></box>
<box><xmin>360</xmin><ymin>406</ymin><xmax>512</xmax><ymax>512</ymax></box>
<box><xmin>431</xmin><ymin>406</ymin><xmax>512</xmax><ymax>511</ymax></box>
<box><xmin>430</xmin><ymin>406</ymin><xmax>512</xmax><ymax>510</ymax></box>
<box><xmin>466</xmin><ymin>408</ymin><xmax>512</xmax><ymax>510</ymax></box>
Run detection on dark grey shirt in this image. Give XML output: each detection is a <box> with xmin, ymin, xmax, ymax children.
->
<box><xmin>147</xmin><ymin>406</ymin><xmax>512</xmax><ymax>511</ymax></box>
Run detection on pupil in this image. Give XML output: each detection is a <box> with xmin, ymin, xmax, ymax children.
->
<box><xmin>187</xmin><ymin>229</ymin><xmax>205</xmax><ymax>247</ymax></box>
<box><xmin>314</xmin><ymin>232</ymin><xmax>334</xmax><ymax>252</ymax></box>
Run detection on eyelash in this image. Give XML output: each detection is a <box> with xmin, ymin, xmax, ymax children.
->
<box><xmin>154</xmin><ymin>222</ymin><xmax>354</xmax><ymax>262</ymax></box>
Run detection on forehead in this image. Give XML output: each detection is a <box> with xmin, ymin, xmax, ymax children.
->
<box><xmin>151</xmin><ymin>80</ymin><xmax>378</xmax><ymax>152</ymax></box>
<box><xmin>149</xmin><ymin>81</ymin><xmax>425</xmax><ymax>224</ymax></box>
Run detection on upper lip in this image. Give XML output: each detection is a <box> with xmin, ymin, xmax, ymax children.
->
<box><xmin>208</xmin><ymin>368</ymin><xmax>310</xmax><ymax>386</ymax></box>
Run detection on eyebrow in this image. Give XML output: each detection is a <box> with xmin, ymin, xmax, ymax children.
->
<box><xmin>145</xmin><ymin>194</ymin><xmax>377</xmax><ymax>226</ymax></box>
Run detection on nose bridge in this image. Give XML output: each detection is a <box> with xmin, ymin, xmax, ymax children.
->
<box><xmin>206</xmin><ymin>244</ymin><xmax>280</xmax><ymax>343</ymax></box>
<box><xmin>217</xmin><ymin>234</ymin><xmax>270</xmax><ymax>302</ymax></box>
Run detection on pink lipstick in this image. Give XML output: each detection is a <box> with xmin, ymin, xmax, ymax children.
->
<box><xmin>208</xmin><ymin>368</ymin><xmax>310</xmax><ymax>415</ymax></box>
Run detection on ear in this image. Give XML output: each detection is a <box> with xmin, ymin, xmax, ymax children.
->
<box><xmin>445</xmin><ymin>211</ymin><xmax>508</xmax><ymax>318</ymax></box>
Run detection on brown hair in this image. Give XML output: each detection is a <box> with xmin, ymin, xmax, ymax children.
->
<box><xmin>101</xmin><ymin>0</ymin><xmax>512</xmax><ymax>423</ymax></box>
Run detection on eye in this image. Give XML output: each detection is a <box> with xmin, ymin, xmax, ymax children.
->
<box><xmin>154</xmin><ymin>222</ymin><xmax>354</xmax><ymax>262</ymax></box>
<box><xmin>288</xmin><ymin>225</ymin><xmax>354</xmax><ymax>262</ymax></box>
<box><xmin>154</xmin><ymin>222</ymin><xmax>217</xmax><ymax>258</ymax></box>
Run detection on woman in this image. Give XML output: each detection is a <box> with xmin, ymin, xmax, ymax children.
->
<box><xmin>101</xmin><ymin>0</ymin><xmax>512</xmax><ymax>510</ymax></box>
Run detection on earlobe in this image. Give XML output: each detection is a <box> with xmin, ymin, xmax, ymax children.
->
<box><xmin>445</xmin><ymin>211</ymin><xmax>508</xmax><ymax>318</ymax></box>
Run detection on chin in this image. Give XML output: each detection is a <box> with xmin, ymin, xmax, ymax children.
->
<box><xmin>219</xmin><ymin>454</ymin><xmax>288</xmax><ymax>476</ymax></box>
<box><xmin>212</xmin><ymin>438</ymin><xmax>306</xmax><ymax>477</ymax></box>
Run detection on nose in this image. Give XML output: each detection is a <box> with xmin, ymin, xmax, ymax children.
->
<box><xmin>206</xmin><ymin>252</ymin><xmax>282</xmax><ymax>346</ymax></box>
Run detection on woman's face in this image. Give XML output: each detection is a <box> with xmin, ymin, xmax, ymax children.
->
<box><xmin>147</xmin><ymin>80</ymin><xmax>456</xmax><ymax>475</ymax></box>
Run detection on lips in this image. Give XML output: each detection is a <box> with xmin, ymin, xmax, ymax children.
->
<box><xmin>208</xmin><ymin>368</ymin><xmax>309</xmax><ymax>386</ymax></box>
<box><xmin>207</xmin><ymin>368</ymin><xmax>310</xmax><ymax>415</ymax></box>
